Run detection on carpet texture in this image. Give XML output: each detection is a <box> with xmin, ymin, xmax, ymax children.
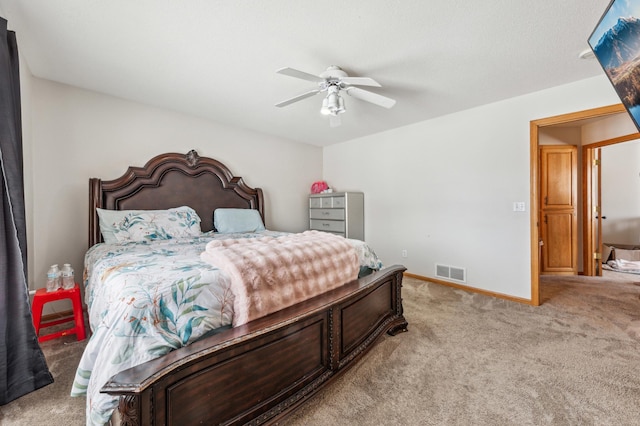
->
<box><xmin>0</xmin><ymin>334</ymin><xmax>87</xmax><ymax>424</ymax></box>
<box><xmin>285</xmin><ymin>272</ymin><xmax>640</xmax><ymax>425</ymax></box>
<box><xmin>1</xmin><ymin>272</ymin><xmax>639</xmax><ymax>425</ymax></box>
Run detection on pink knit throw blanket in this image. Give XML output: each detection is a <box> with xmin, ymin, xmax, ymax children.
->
<box><xmin>201</xmin><ymin>231</ymin><xmax>359</xmax><ymax>327</ymax></box>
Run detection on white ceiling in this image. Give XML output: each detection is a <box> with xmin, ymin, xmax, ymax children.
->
<box><xmin>0</xmin><ymin>0</ymin><xmax>610</xmax><ymax>146</ymax></box>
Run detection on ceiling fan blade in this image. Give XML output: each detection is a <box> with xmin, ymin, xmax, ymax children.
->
<box><xmin>329</xmin><ymin>114</ymin><xmax>342</xmax><ymax>128</ymax></box>
<box><xmin>275</xmin><ymin>89</ymin><xmax>320</xmax><ymax>107</ymax></box>
<box><xmin>340</xmin><ymin>77</ymin><xmax>381</xmax><ymax>87</ymax></box>
<box><xmin>345</xmin><ymin>87</ymin><xmax>396</xmax><ymax>108</ymax></box>
<box><xmin>276</xmin><ymin>67</ymin><xmax>324</xmax><ymax>83</ymax></box>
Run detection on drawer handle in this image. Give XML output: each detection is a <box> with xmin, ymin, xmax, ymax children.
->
<box><xmin>322</xmin><ymin>212</ymin><xmax>330</xmax><ymax>215</ymax></box>
<box><xmin>322</xmin><ymin>223</ymin><xmax>330</xmax><ymax>227</ymax></box>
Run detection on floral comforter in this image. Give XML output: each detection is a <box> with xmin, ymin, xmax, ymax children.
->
<box><xmin>71</xmin><ymin>230</ymin><xmax>382</xmax><ymax>426</ymax></box>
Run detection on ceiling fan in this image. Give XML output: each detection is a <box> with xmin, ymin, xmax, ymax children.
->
<box><xmin>275</xmin><ymin>65</ymin><xmax>396</xmax><ymax>127</ymax></box>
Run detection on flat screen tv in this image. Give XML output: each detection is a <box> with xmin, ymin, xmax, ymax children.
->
<box><xmin>589</xmin><ymin>0</ymin><xmax>640</xmax><ymax>131</ymax></box>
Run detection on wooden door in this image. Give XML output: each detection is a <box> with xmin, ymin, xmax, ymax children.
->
<box><xmin>539</xmin><ymin>145</ymin><xmax>578</xmax><ymax>274</ymax></box>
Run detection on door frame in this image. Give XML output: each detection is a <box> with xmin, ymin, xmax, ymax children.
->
<box><xmin>583</xmin><ymin>145</ymin><xmax>601</xmax><ymax>277</ymax></box>
<box><xmin>583</xmin><ymin>133</ymin><xmax>640</xmax><ymax>275</ymax></box>
<box><xmin>529</xmin><ymin>103</ymin><xmax>632</xmax><ymax>306</ymax></box>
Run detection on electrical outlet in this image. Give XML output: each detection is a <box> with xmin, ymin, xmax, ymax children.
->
<box><xmin>401</xmin><ymin>249</ymin><xmax>408</xmax><ymax>258</ymax></box>
<box><xmin>513</xmin><ymin>201</ymin><xmax>526</xmax><ymax>212</ymax></box>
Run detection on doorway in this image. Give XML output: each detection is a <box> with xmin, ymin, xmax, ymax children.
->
<box><xmin>583</xmin><ymin>135</ymin><xmax>640</xmax><ymax>275</ymax></box>
<box><xmin>529</xmin><ymin>104</ymin><xmax>640</xmax><ymax>306</ymax></box>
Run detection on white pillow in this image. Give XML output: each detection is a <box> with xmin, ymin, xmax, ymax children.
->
<box><xmin>100</xmin><ymin>206</ymin><xmax>202</xmax><ymax>243</ymax></box>
<box><xmin>214</xmin><ymin>208</ymin><xmax>265</xmax><ymax>233</ymax></box>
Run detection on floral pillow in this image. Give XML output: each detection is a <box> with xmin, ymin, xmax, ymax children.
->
<box><xmin>112</xmin><ymin>206</ymin><xmax>202</xmax><ymax>243</ymax></box>
<box><xmin>97</xmin><ymin>208</ymin><xmax>142</xmax><ymax>244</ymax></box>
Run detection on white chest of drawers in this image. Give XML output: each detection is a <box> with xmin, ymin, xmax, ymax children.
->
<box><xmin>309</xmin><ymin>192</ymin><xmax>364</xmax><ymax>240</ymax></box>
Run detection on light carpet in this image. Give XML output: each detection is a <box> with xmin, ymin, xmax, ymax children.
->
<box><xmin>1</xmin><ymin>272</ymin><xmax>639</xmax><ymax>425</ymax></box>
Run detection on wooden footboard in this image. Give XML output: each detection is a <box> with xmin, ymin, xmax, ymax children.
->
<box><xmin>102</xmin><ymin>265</ymin><xmax>407</xmax><ymax>425</ymax></box>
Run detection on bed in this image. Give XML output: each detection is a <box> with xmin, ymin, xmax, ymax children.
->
<box><xmin>74</xmin><ymin>150</ymin><xmax>407</xmax><ymax>425</ymax></box>
<box><xmin>603</xmin><ymin>244</ymin><xmax>640</xmax><ymax>274</ymax></box>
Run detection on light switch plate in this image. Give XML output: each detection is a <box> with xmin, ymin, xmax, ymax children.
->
<box><xmin>513</xmin><ymin>202</ymin><xmax>526</xmax><ymax>212</ymax></box>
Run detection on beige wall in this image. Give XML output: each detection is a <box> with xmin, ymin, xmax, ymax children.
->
<box><xmin>323</xmin><ymin>75</ymin><xmax>622</xmax><ymax>300</ymax></box>
<box><xmin>20</xmin><ymin>67</ymin><xmax>630</xmax><ymax>304</ymax></box>
<box><xmin>539</xmin><ymin>127</ymin><xmax>581</xmax><ymax>146</ymax></box>
<box><xmin>601</xmin><ymin>139</ymin><xmax>640</xmax><ymax>245</ymax></box>
<box><xmin>25</xmin><ymin>78</ymin><xmax>322</xmax><ymax>293</ymax></box>
<box><xmin>582</xmin><ymin>113</ymin><xmax>638</xmax><ymax>144</ymax></box>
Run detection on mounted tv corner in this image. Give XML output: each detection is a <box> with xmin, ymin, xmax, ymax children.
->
<box><xmin>589</xmin><ymin>0</ymin><xmax>640</xmax><ymax>132</ymax></box>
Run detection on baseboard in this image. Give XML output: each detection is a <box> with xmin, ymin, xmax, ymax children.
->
<box><xmin>403</xmin><ymin>272</ymin><xmax>534</xmax><ymax>306</ymax></box>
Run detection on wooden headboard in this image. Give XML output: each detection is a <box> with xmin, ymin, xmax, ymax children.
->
<box><xmin>89</xmin><ymin>150</ymin><xmax>264</xmax><ymax>247</ymax></box>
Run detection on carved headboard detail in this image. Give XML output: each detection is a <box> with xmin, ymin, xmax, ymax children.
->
<box><xmin>89</xmin><ymin>150</ymin><xmax>264</xmax><ymax>247</ymax></box>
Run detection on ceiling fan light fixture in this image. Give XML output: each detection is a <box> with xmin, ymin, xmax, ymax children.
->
<box><xmin>320</xmin><ymin>97</ymin><xmax>331</xmax><ymax>115</ymax></box>
<box><xmin>337</xmin><ymin>96</ymin><xmax>345</xmax><ymax>114</ymax></box>
<box><xmin>320</xmin><ymin>91</ymin><xmax>345</xmax><ymax>116</ymax></box>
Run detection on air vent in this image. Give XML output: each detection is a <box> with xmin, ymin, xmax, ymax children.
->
<box><xmin>435</xmin><ymin>264</ymin><xmax>466</xmax><ymax>283</ymax></box>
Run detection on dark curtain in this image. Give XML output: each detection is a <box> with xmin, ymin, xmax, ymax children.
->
<box><xmin>0</xmin><ymin>16</ymin><xmax>53</xmax><ymax>405</ymax></box>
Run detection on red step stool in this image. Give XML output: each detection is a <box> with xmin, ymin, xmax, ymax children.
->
<box><xmin>31</xmin><ymin>284</ymin><xmax>87</xmax><ymax>342</ymax></box>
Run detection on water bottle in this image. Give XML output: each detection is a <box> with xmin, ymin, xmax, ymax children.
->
<box><xmin>46</xmin><ymin>264</ymin><xmax>61</xmax><ymax>292</ymax></box>
<box><xmin>61</xmin><ymin>263</ymin><xmax>75</xmax><ymax>290</ymax></box>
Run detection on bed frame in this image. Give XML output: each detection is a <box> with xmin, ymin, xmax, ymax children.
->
<box><xmin>89</xmin><ymin>150</ymin><xmax>407</xmax><ymax>425</ymax></box>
